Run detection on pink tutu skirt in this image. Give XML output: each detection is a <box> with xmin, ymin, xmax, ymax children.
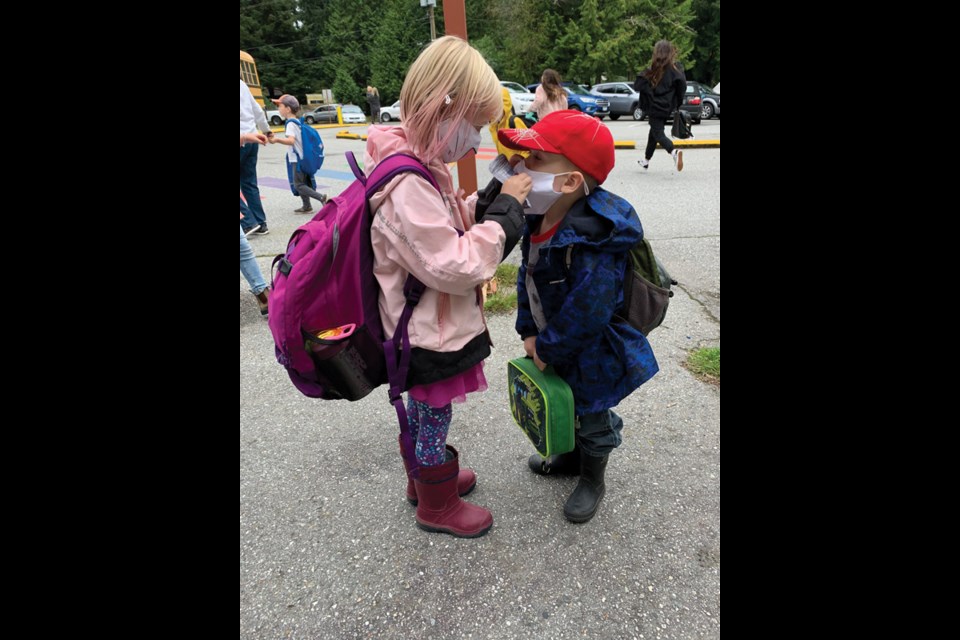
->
<box><xmin>408</xmin><ymin>362</ymin><xmax>487</xmax><ymax>408</ymax></box>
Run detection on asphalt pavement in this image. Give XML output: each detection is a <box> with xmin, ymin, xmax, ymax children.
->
<box><xmin>240</xmin><ymin>118</ymin><xmax>720</xmax><ymax>639</ymax></box>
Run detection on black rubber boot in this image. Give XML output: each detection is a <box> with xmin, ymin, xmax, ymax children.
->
<box><xmin>563</xmin><ymin>450</ymin><xmax>608</xmax><ymax>523</ymax></box>
<box><xmin>528</xmin><ymin>443</ymin><xmax>581</xmax><ymax>476</ymax></box>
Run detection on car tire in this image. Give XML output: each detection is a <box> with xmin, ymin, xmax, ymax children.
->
<box><xmin>701</xmin><ymin>102</ymin><xmax>714</xmax><ymax>119</ymax></box>
<box><xmin>270</xmin><ymin>115</ymin><xmax>283</xmax><ymax>126</ymax></box>
<box><xmin>570</xmin><ymin>104</ymin><xmax>582</xmax><ymax>112</ymax></box>
<box><xmin>305</xmin><ymin>116</ymin><xmax>315</xmax><ymax>124</ymax></box>
<box><xmin>380</xmin><ymin>113</ymin><xmax>392</xmax><ymax>122</ymax></box>
<box><xmin>633</xmin><ymin>106</ymin><xmax>644</xmax><ymax>121</ymax></box>
<box><xmin>609</xmin><ymin>114</ymin><xmax>620</xmax><ymax>121</ymax></box>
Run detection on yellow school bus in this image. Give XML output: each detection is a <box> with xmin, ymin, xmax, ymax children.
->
<box><xmin>240</xmin><ymin>50</ymin><xmax>266</xmax><ymax>109</ymax></box>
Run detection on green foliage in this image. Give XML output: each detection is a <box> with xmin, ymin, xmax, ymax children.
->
<box><xmin>687</xmin><ymin>347</ymin><xmax>720</xmax><ymax>381</ymax></box>
<box><xmin>495</xmin><ymin>263</ymin><xmax>520</xmax><ymax>287</ymax></box>
<box><xmin>239</xmin><ymin>0</ymin><xmax>716</xmax><ymax>109</ymax></box>
<box><xmin>369</xmin><ymin>0</ymin><xmax>433</xmax><ymax>105</ymax></box>
<box><xmin>332</xmin><ymin>68</ymin><xmax>364</xmax><ymax>108</ymax></box>
<box><xmin>688</xmin><ymin>0</ymin><xmax>720</xmax><ymax>84</ymax></box>
<box><xmin>484</xmin><ymin>291</ymin><xmax>518</xmax><ymax>314</ymax></box>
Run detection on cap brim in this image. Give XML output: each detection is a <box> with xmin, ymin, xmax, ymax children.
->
<box><xmin>497</xmin><ymin>128</ymin><xmax>562</xmax><ymax>155</ymax></box>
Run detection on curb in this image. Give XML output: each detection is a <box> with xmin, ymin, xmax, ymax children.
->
<box><xmin>614</xmin><ymin>139</ymin><xmax>720</xmax><ymax>150</ymax></box>
<box><xmin>269</xmin><ymin>122</ymin><xmax>370</xmax><ymax>134</ymax></box>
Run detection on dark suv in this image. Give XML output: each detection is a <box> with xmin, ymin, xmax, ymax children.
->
<box><xmin>686</xmin><ymin>81</ymin><xmax>720</xmax><ymax>119</ymax></box>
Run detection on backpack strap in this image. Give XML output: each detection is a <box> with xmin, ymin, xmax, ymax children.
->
<box><xmin>361</xmin><ymin>152</ymin><xmax>442</xmax><ymax>481</ymax></box>
<box><xmin>283</xmin><ymin>118</ymin><xmax>303</xmax><ymax>163</ymax></box>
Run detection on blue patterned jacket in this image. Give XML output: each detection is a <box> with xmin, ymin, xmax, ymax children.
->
<box><xmin>516</xmin><ymin>188</ymin><xmax>659</xmax><ymax>415</ymax></box>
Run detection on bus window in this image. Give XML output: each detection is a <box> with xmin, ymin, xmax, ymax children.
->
<box><xmin>240</xmin><ymin>50</ymin><xmax>266</xmax><ymax>109</ymax></box>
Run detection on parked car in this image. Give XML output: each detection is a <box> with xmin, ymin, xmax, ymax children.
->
<box><xmin>340</xmin><ymin>104</ymin><xmax>367</xmax><ymax>124</ymax></box>
<box><xmin>524</xmin><ymin>82</ymin><xmax>610</xmax><ymax>118</ymax></box>
<box><xmin>590</xmin><ymin>82</ymin><xmax>644</xmax><ymax>120</ymax></box>
<box><xmin>499</xmin><ymin>81</ymin><xmax>535</xmax><ymax>115</ymax></box>
<box><xmin>686</xmin><ymin>81</ymin><xmax>720</xmax><ymax>119</ymax></box>
<box><xmin>265</xmin><ymin>108</ymin><xmax>284</xmax><ymax>126</ymax></box>
<box><xmin>380</xmin><ymin>100</ymin><xmax>402</xmax><ymax>122</ymax></box>
<box><xmin>302</xmin><ymin>104</ymin><xmax>366</xmax><ymax>125</ymax></box>
<box><xmin>713</xmin><ymin>82</ymin><xmax>720</xmax><ymax>94</ymax></box>
<box><xmin>302</xmin><ymin>104</ymin><xmax>340</xmax><ymax>124</ymax></box>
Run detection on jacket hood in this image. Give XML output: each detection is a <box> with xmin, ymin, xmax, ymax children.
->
<box><xmin>363</xmin><ymin>125</ymin><xmax>456</xmax><ymax>200</ymax></box>
<box><xmin>542</xmin><ymin>188</ymin><xmax>643</xmax><ymax>254</ymax></box>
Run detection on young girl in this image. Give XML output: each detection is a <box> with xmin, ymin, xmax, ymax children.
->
<box><xmin>529</xmin><ymin>69</ymin><xmax>568</xmax><ymax>122</ymax></box>
<box><xmin>364</xmin><ymin>36</ymin><xmax>531</xmax><ymax>538</ymax></box>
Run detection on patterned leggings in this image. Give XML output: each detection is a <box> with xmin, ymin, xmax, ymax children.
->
<box><xmin>406</xmin><ymin>397</ymin><xmax>452</xmax><ymax>466</ymax></box>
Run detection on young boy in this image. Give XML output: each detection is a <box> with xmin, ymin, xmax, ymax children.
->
<box><xmin>497</xmin><ymin>110</ymin><xmax>660</xmax><ymax>523</ymax></box>
<box><xmin>269</xmin><ymin>95</ymin><xmax>328</xmax><ymax>214</ymax></box>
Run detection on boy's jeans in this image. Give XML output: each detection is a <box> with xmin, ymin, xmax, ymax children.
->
<box><xmin>577</xmin><ymin>409</ymin><xmax>624</xmax><ymax>457</ymax></box>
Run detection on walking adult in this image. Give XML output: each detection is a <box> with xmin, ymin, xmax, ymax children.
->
<box><xmin>366</xmin><ymin>86</ymin><xmax>381</xmax><ymax>123</ymax></box>
<box><xmin>240</xmin><ymin>79</ymin><xmax>274</xmax><ymax>235</ymax></box>
<box><xmin>634</xmin><ymin>40</ymin><xmax>687</xmax><ymax>172</ymax></box>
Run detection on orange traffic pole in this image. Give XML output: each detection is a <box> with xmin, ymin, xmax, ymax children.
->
<box><xmin>442</xmin><ymin>0</ymin><xmax>478</xmax><ymax>195</ymax></box>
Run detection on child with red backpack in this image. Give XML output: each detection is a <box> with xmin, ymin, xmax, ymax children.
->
<box><xmin>269</xmin><ymin>94</ymin><xmax>328</xmax><ymax>214</ymax></box>
<box><xmin>365</xmin><ymin>36</ymin><xmax>531</xmax><ymax>538</ymax></box>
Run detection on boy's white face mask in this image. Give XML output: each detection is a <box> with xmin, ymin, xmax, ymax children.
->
<box><xmin>515</xmin><ymin>160</ymin><xmax>582</xmax><ymax>215</ymax></box>
<box><xmin>438</xmin><ymin>118</ymin><xmax>481</xmax><ymax>163</ymax></box>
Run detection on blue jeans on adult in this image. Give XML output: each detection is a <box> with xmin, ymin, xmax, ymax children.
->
<box><xmin>240</xmin><ymin>142</ymin><xmax>267</xmax><ymax>230</ymax></box>
<box><xmin>239</xmin><ymin>225</ymin><xmax>268</xmax><ymax>295</ymax></box>
<box><xmin>577</xmin><ymin>409</ymin><xmax>624</xmax><ymax>456</ymax></box>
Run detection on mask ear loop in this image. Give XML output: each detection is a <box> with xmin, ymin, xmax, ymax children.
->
<box><xmin>553</xmin><ymin>171</ymin><xmax>590</xmax><ymax>195</ymax></box>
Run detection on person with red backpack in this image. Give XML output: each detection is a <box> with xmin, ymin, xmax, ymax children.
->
<box><xmin>365</xmin><ymin>36</ymin><xmax>531</xmax><ymax>538</ymax></box>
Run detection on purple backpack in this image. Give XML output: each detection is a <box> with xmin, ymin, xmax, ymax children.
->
<box><xmin>268</xmin><ymin>152</ymin><xmax>440</xmax><ymax>405</ymax></box>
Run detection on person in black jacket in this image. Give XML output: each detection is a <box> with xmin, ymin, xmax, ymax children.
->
<box><xmin>634</xmin><ymin>40</ymin><xmax>687</xmax><ymax>172</ymax></box>
<box><xmin>366</xmin><ymin>86</ymin><xmax>381</xmax><ymax>123</ymax></box>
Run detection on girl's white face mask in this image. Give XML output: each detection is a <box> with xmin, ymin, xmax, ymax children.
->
<box><xmin>438</xmin><ymin>118</ymin><xmax>482</xmax><ymax>163</ymax></box>
<box><xmin>515</xmin><ymin>160</ymin><xmax>584</xmax><ymax>215</ymax></box>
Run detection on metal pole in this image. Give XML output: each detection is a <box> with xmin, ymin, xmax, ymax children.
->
<box><xmin>429</xmin><ymin>6</ymin><xmax>436</xmax><ymax>41</ymax></box>
<box><xmin>441</xmin><ymin>0</ymin><xmax>477</xmax><ymax>194</ymax></box>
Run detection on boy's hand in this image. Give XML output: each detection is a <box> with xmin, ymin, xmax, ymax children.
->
<box><xmin>533</xmin><ymin>351</ymin><xmax>547</xmax><ymax>372</ymax></box>
<box><xmin>501</xmin><ymin>173</ymin><xmax>532</xmax><ymax>204</ymax></box>
<box><xmin>523</xmin><ymin>336</ymin><xmax>537</xmax><ymax>358</ymax></box>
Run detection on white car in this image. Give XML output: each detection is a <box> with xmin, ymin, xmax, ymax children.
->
<box><xmin>499</xmin><ymin>81</ymin><xmax>536</xmax><ymax>115</ymax></box>
<box><xmin>340</xmin><ymin>104</ymin><xmax>367</xmax><ymax>124</ymax></box>
<box><xmin>264</xmin><ymin>108</ymin><xmax>283</xmax><ymax>126</ymax></box>
<box><xmin>380</xmin><ymin>101</ymin><xmax>402</xmax><ymax>122</ymax></box>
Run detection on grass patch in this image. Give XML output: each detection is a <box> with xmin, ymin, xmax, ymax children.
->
<box><xmin>484</xmin><ymin>291</ymin><xmax>518</xmax><ymax>314</ymax></box>
<box><xmin>495</xmin><ymin>263</ymin><xmax>519</xmax><ymax>287</ymax></box>
<box><xmin>687</xmin><ymin>347</ymin><xmax>720</xmax><ymax>384</ymax></box>
<box><xmin>481</xmin><ymin>263</ymin><xmax>521</xmax><ymax>314</ymax></box>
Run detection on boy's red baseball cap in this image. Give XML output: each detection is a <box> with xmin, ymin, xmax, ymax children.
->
<box><xmin>497</xmin><ymin>110</ymin><xmax>615</xmax><ymax>184</ymax></box>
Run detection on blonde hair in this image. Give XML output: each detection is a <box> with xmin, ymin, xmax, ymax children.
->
<box><xmin>400</xmin><ymin>36</ymin><xmax>501</xmax><ymax>162</ymax></box>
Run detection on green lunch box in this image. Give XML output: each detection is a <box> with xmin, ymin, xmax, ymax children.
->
<box><xmin>507</xmin><ymin>358</ymin><xmax>575</xmax><ymax>458</ymax></box>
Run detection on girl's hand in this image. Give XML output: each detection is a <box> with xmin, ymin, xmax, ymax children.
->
<box><xmin>501</xmin><ymin>173</ymin><xmax>532</xmax><ymax>204</ymax></box>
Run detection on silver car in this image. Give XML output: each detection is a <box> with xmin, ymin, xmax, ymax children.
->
<box><xmin>590</xmin><ymin>82</ymin><xmax>644</xmax><ymax>120</ymax></box>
